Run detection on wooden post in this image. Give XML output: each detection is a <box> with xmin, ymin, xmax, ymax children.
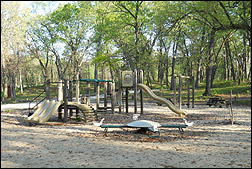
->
<box><xmin>82</xmin><ymin>87</ymin><xmax>85</xmax><ymax>98</ymax></box>
<box><xmin>104</xmin><ymin>81</ymin><xmax>107</xmax><ymax>109</ymax></box>
<box><xmin>139</xmin><ymin>70</ymin><xmax>143</xmax><ymax>114</ymax></box>
<box><xmin>96</xmin><ymin>82</ymin><xmax>100</xmax><ymax>111</ymax></box>
<box><xmin>118</xmin><ymin>70</ymin><xmax>122</xmax><ymax>113</ymax></box>
<box><xmin>63</xmin><ymin>79</ymin><xmax>68</xmax><ymax>123</ymax></box>
<box><xmin>126</xmin><ymin>87</ymin><xmax>129</xmax><ymax>113</ymax></box>
<box><xmin>58</xmin><ymin>106</ymin><xmax>62</xmax><ymax>121</ymax></box>
<box><xmin>111</xmin><ymin>81</ymin><xmax>115</xmax><ymax>114</ymax></box>
<box><xmin>173</xmin><ymin>74</ymin><xmax>176</xmax><ymax>105</ymax></box>
<box><xmin>192</xmin><ymin>76</ymin><xmax>195</xmax><ymax>108</ymax></box>
<box><xmin>178</xmin><ymin>74</ymin><xmax>182</xmax><ymax>110</ymax></box>
<box><xmin>134</xmin><ymin>69</ymin><xmax>138</xmax><ymax>114</ymax></box>
<box><xmin>187</xmin><ymin>78</ymin><xmax>190</xmax><ymax>108</ymax></box>
<box><xmin>76</xmin><ymin>107</ymin><xmax>80</xmax><ymax>119</ymax></box>
<box><xmin>87</xmin><ymin>81</ymin><xmax>90</xmax><ymax>105</ymax></box>
<box><xmin>57</xmin><ymin>80</ymin><xmax>63</xmax><ymax>101</ymax></box>
<box><xmin>76</xmin><ymin>73</ymin><xmax>80</xmax><ymax>103</ymax></box>
<box><xmin>104</xmin><ymin>82</ymin><xmax>107</xmax><ymax>108</ymax></box>
<box><xmin>45</xmin><ymin>79</ymin><xmax>50</xmax><ymax>100</ymax></box>
<box><xmin>68</xmin><ymin>81</ymin><xmax>73</xmax><ymax>116</ymax></box>
<box><xmin>68</xmin><ymin>81</ymin><xmax>72</xmax><ymax>101</ymax></box>
<box><xmin>230</xmin><ymin>90</ymin><xmax>234</xmax><ymax>125</ymax></box>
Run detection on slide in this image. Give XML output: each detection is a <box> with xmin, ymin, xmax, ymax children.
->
<box><xmin>23</xmin><ymin>100</ymin><xmax>63</xmax><ymax>123</ymax></box>
<box><xmin>67</xmin><ymin>102</ymin><xmax>93</xmax><ymax>112</ymax></box>
<box><xmin>137</xmin><ymin>84</ymin><xmax>186</xmax><ymax>117</ymax></box>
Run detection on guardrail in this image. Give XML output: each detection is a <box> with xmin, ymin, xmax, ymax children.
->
<box><xmin>28</xmin><ymin>90</ymin><xmax>46</xmax><ymax>116</ymax></box>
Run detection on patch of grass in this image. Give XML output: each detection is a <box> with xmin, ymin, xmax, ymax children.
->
<box><xmin>143</xmin><ymin>80</ymin><xmax>250</xmax><ymax>106</ymax></box>
<box><xmin>211</xmin><ymin>85</ymin><xmax>250</xmax><ymax>95</ymax></box>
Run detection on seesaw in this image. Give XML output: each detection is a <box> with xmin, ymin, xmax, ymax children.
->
<box><xmin>94</xmin><ymin>119</ymin><xmax>193</xmax><ymax>138</ymax></box>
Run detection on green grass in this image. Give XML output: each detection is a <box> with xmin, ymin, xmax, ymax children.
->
<box><xmin>143</xmin><ymin>80</ymin><xmax>251</xmax><ymax>106</ymax></box>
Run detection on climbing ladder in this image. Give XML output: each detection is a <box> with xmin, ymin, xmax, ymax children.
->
<box><xmin>81</xmin><ymin>105</ymin><xmax>98</xmax><ymax>123</ymax></box>
<box><xmin>64</xmin><ymin>102</ymin><xmax>98</xmax><ymax>123</ymax></box>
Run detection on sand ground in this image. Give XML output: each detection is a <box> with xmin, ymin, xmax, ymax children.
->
<box><xmin>1</xmin><ymin>102</ymin><xmax>251</xmax><ymax>168</ymax></box>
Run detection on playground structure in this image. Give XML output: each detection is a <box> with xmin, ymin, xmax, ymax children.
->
<box><xmin>137</xmin><ymin>83</ymin><xmax>186</xmax><ymax>117</ymax></box>
<box><xmin>117</xmin><ymin>70</ymin><xmax>194</xmax><ymax>117</ymax></box>
<box><xmin>23</xmin><ymin>69</ymin><xmax>194</xmax><ymax>126</ymax></box>
<box><xmin>94</xmin><ymin>70</ymin><xmax>195</xmax><ymax>137</ymax></box>
<box><xmin>59</xmin><ymin>78</ymin><xmax>116</xmax><ymax>123</ymax></box>
<box><xmin>24</xmin><ymin>100</ymin><xmax>63</xmax><ymax>123</ymax></box>
<box><xmin>23</xmin><ymin>77</ymin><xmax>115</xmax><ymax>124</ymax></box>
<box><xmin>172</xmin><ymin>74</ymin><xmax>195</xmax><ymax>109</ymax></box>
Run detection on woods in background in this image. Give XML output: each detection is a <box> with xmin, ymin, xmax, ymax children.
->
<box><xmin>1</xmin><ymin>1</ymin><xmax>251</xmax><ymax>101</ymax></box>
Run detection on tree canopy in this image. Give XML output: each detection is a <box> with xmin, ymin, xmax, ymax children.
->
<box><xmin>1</xmin><ymin>1</ymin><xmax>251</xmax><ymax>101</ymax></box>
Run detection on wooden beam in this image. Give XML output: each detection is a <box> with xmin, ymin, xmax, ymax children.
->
<box><xmin>134</xmin><ymin>69</ymin><xmax>138</xmax><ymax>114</ymax></box>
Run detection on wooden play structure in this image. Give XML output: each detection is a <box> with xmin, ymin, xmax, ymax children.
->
<box><xmin>172</xmin><ymin>74</ymin><xmax>195</xmax><ymax>109</ymax></box>
<box><xmin>59</xmin><ymin>78</ymin><xmax>116</xmax><ymax>123</ymax></box>
<box><xmin>117</xmin><ymin>69</ymin><xmax>144</xmax><ymax>114</ymax></box>
<box><xmin>23</xmin><ymin>76</ymin><xmax>115</xmax><ymax>124</ymax></box>
<box><xmin>117</xmin><ymin>69</ymin><xmax>188</xmax><ymax>117</ymax></box>
<box><xmin>24</xmin><ymin>68</ymin><xmax>195</xmax><ymax>125</ymax></box>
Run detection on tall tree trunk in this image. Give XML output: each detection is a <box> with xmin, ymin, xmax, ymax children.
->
<box><xmin>11</xmin><ymin>72</ymin><xmax>16</xmax><ymax>101</ymax></box>
<box><xmin>94</xmin><ymin>37</ymin><xmax>102</xmax><ymax>92</ymax></box>
<box><xmin>211</xmin><ymin>65</ymin><xmax>218</xmax><ymax>87</ymax></box>
<box><xmin>1</xmin><ymin>55</ymin><xmax>8</xmax><ymax>102</ymax></box>
<box><xmin>3</xmin><ymin>73</ymin><xmax>8</xmax><ymax>102</ymax></box>
<box><xmin>170</xmin><ymin>27</ymin><xmax>181</xmax><ymax>90</ymax></box>
<box><xmin>226</xmin><ymin>40</ymin><xmax>236</xmax><ymax>82</ymax></box>
<box><xmin>146</xmin><ymin>66</ymin><xmax>151</xmax><ymax>86</ymax></box>
<box><xmin>170</xmin><ymin>40</ymin><xmax>178</xmax><ymax>90</ymax></box>
<box><xmin>2</xmin><ymin>63</ymin><xmax>8</xmax><ymax>102</ymax></box>
<box><xmin>226</xmin><ymin>46</ymin><xmax>230</xmax><ymax>80</ymax></box>
<box><xmin>19</xmin><ymin>68</ymin><xmax>23</xmax><ymax>93</ymax></box>
<box><xmin>196</xmin><ymin>26</ymin><xmax>205</xmax><ymax>88</ymax></box>
<box><xmin>243</xmin><ymin>33</ymin><xmax>248</xmax><ymax>81</ymax></box>
<box><xmin>94</xmin><ymin>63</ymin><xmax>98</xmax><ymax>93</ymax></box>
<box><xmin>151</xmin><ymin>70</ymin><xmax>155</xmax><ymax>82</ymax></box>
<box><xmin>170</xmin><ymin>45</ymin><xmax>176</xmax><ymax>90</ymax></box>
<box><xmin>243</xmin><ymin>2</ymin><xmax>250</xmax><ymax>80</ymax></box>
<box><xmin>165</xmin><ymin>55</ymin><xmax>169</xmax><ymax>88</ymax></box>
<box><xmin>203</xmin><ymin>30</ymin><xmax>215</xmax><ymax>96</ymax></box>
<box><xmin>230</xmin><ymin>54</ymin><xmax>236</xmax><ymax>82</ymax></box>
<box><xmin>223</xmin><ymin>53</ymin><xmax>227</xmax><ymax>80</ymax></box>
<box><xmin>247</xmin><ymin>30</ymin><xmax>251</xmax><ymax>80</ymax></box>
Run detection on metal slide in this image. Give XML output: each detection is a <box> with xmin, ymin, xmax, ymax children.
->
<box><xmin>137</xmin><ymin>84</ymin><xmax>186</xmax><ymax>117</ymax></box>
<box><xmin>23</xmin><ymin>100</ymin><xmax>63</xmax><ymax>123</ymax></box>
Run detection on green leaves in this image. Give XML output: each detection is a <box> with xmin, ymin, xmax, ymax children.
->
<box><xmin>21</xmin><ymin>1</ymin><xmax>251</xmax><ymax>84</ymax></box>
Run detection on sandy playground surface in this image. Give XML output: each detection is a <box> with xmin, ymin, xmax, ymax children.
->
<box><xmin>1</xmin><ymin>102</ymin><xmax>251</xmax><ymax>168</ymax></box>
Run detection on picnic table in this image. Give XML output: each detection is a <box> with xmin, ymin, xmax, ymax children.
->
<box><xmin>207</xmin><ymin>97</ymin><xmax>228</xmax><ymax>108</ymax></box>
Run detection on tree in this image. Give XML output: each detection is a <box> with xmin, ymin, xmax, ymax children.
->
<box><xmin>1</xmin><ymin>1</ymin><xmax>29</xmax><ymax>101</ymax></box>
<box><xmin>95</xmin><ymin>1</ymin><xmax>157</xmax><ymax>72</ymax></box>
<box><xmin>26</xmin><ymin>17</ymin><xmax>52</xmax><ymax>83</ymax></box>
<box><xmin>187</xmin><ymin>1</ymin><xmax>251</xmax><ymax>95</ymax></box>
<box><xmin>49</xmin><ymin>3</ymin><xmax>95</xmax><ymax>80</ymax></box>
